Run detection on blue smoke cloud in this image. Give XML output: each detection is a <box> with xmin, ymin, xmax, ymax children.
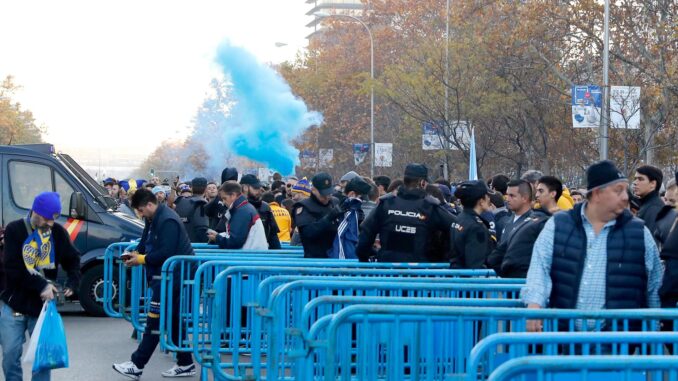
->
<box><xmin>213</xmin><ymin>42</ymin><xmax>322</xmax><ymax>175</ymax></box>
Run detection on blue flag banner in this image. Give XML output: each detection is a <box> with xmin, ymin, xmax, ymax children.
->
<box><xmin>469</xmin><ymin>128</ymin><xmax>477</xmax><ymax>181</ymax></box>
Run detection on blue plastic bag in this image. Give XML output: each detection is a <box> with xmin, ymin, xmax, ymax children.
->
<box><xmin>32</xmin><ymin>301</ymin><xmax>69</xmax><ymax>372</ymax></box>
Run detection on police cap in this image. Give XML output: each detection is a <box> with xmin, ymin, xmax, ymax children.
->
<box><xmin>454</xmin><ymin>180</ymin><xmax>490</xmax><ymax>202</ymax></box>
<box><xmin>404</xmin><ymin>163</ymin><xmax>428</xmax><ymax>180</ymax></box>
<box><xmin>311</xmin><ymin>172</ymin><xmax>334</xmax><ymax>196</ymax></box>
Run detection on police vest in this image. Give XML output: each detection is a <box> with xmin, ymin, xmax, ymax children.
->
<box><xmin>377</xmin><ymin>194</ymin><xmax>439</xmax><ymax>262</ymax></box>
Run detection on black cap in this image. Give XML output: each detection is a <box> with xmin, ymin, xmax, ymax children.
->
<box><xmin>404</xmin><ymin>163</ymin><xmax>428</xmax><ymax>180</ymax></box>
<box><xmin>191</xmin><ymin>177</ymin><xmax>208</xmax><ymax>189</ymax></box>
<box><xmin>240</xmin><ymin>174</ymin><xmax>262</xmax><ymax>188</ymax></box>
<box><xmin>311</xmin><ymin>172</ymin><xmax>334</xmax><ymax>196</ymax></box>
<box><xmin>587</xmin><ymin>160</ymin><xmax>626</xmax><ymax>191</ymax></box>
<box><xmin>345</xmin><ymin>177</ymin><xmax>372</xmax><ymax>196</ymax></box>
<box><xmin>454</xmin><ymin>180</ymin><xmax>490</xmax><ymax>202</ymax></box>
<box><xmin>221</xmin><ymin>167</ymin><xmax>239</xmax><ymax>183</ymax></box>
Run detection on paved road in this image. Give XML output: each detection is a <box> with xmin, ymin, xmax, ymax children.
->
<box><xmin>1</xmin><ymin>303</ymin><xmax>190</xmax><ymax>381</ymax></box>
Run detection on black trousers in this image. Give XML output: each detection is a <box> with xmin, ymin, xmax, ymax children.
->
<box><xmin>131</xmin><ymin>280</ymin><xmax>193</xmax><ymax>368</ymax></box>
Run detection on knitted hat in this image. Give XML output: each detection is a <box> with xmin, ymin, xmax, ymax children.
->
<box><xmin>32</xmin><ymin>192</ymin><xmax>61</xmax><ymax>220</ymax></box>
<box><xmin>291</xmin><ymin>177</ymin><xmax>311</xmax><ymax>197</ymax></box>
<box><xmin>221</xmin><ymin>167</ymin><xmax>239</xmax><ymax>183</ymax></box>
<box><xmin>586</xmin><ymin>160</ymin><xmax>627</xmax><ymax>191</ymax></box>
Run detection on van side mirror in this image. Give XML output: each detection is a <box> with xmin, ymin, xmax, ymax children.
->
<box><xmin>69</xmin><ymin>192</ymin><xmax>87</xmax><ymax>219</ymax></box>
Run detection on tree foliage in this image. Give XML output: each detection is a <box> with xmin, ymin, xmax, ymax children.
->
<box><xmin>0</xmin><ymin>76</ymin><xmax>44</xmax><ymax>145</ymax></box>
<box><xmin>280</xmin><ymin>0</ymin><xmax>677</xmax><ymax>182</ymax></box>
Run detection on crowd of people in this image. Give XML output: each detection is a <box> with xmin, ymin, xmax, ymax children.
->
<box><xmin>3</xmin><ymin>158</ymin><xmax>678</xmax><ymax>380</ymax></box>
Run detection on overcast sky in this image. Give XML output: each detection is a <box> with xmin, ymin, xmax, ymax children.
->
<box><xmin>0</xmin><ymin>1</ymin><xmax>312</xmax><ymax>158</ymax></box>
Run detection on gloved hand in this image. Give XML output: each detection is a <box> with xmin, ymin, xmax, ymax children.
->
<box><xmin>323</xmin><ymin>206</ymin><xmax>345</xmax><ymax>224</ymax></box>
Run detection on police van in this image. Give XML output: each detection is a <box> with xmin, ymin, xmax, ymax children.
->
<box><xmin>0</xmin><ymin>144</ymin><xmax>143</xmax><ymax>316</ymax></box>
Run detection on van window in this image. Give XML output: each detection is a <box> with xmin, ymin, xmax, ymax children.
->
<box><xmin>55</xmin><ymin>172</ymin><xmax>75</xmax><ymax>216</ymax></box>
<box><xmin>9</xmin><ymin>161</ymin><xmax>53</xmax><ymax>210</ymax></box>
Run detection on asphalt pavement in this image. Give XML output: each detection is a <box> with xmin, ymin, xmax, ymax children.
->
<box><xmin>1</xmin><ymin>303</ymin><xmax>189</xmax><ymax>381</ymax></box>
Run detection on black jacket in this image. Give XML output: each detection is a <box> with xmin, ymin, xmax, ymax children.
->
<box><xmin>659</xmin><ymin>211</ymin><xmax>678</xmax><ymax>306</ymax></box>
<box><xmin>357</xmin><ymin>187</ymin><xmax>456</xmax><ymax>263</ymax></box>
<box><xmin>637</xmin><ymin>191</ymin><xmax>665</xmax><ymax>234</ymax></box>
<box><xmin>174</xmin><ymin>196</ymin><xmax>209</xmax><ymax>243</ymax></box>
<box><xmin>249</xmin><ymin>197</ymin><xmax>282</xmax><ymax>250</ymax></box>
<box><xmin>1</xmin><ymin>218</ymin><xmax>81</xmax><ymax>317</ymax></box>
<box><xmin>137</xmin><ymin>203</ymin><xmax>194</xmax><ymax>282</ymax></box>
<box><xmin>488</xmin><ymin>209</ymin><xmax>551</xmax><ymax>278</ymax></box>
<box><xmin>293</xmin><ymin>194</ymin><xmax>341</xmax><ymax>258</ymax></box>
<box><xmin>653</xmin><ymin>205</ymin><xmax>676</xmax><ymax>248</ymax></box>
<box><xmin>450</xmin><ymin>209</ymin><xmax>495</xmax><ymax>269</ymax></box>
<box><xmin>205</xmin><ymin>197</ymin><xmax>228</xmax><ymax>231</ymax></box>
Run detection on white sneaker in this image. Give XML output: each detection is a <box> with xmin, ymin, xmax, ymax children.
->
<box><xmin>162</xmin><ymin>363</ymin><xmax>197</xmax><ymax>378</ymax></box>
<box><xmin>113</xmin><ymin>361</ymin><xmax>143</xmax><ymax>380</ymax></box>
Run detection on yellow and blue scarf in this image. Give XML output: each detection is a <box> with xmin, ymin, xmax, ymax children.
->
<box><xmin>22</xmin><ymin>217</ymin><xmax>56</xmax><ymax>275</ymax></box>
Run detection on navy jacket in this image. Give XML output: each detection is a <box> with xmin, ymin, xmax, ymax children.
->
<box><xmin>215</xmin><ymin>195</ymin><xmax>260</xmax><ymax>249</ymax></box>
<box><xmin>137</xmin><ymin>203</ymin><xmax>194</xmax><ymax>281</ymax></box>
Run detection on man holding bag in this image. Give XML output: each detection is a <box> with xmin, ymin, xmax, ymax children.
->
<box><xmin>0</xmin><ymin>192</ymin><xmax>81</xmax><ymax>381</ymax></box>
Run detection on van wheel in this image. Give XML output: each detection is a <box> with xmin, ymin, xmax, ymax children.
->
<box><xmin>79</xmin><ymin>264</ymin><xmax>117</xmax><ymax>317</ymax></box>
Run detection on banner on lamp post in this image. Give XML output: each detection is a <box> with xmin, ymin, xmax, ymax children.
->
<box><xmin>374</xmin><ymin>143</ymin><xmax>392</xmax><ymax>167</ymax></box>
<box><xmin>571</xmin><ymin>85</ymin><xmax>602</xmax><ymax>128</ymax></box>
<box><xmin>353</xmin><ymin>144</ymin><xmax>370</xmax><ymax>166</ymax></box>
<box><xmin>610</xmin><ymin>86</ymin><xmax>641</xmax><ymax>129</ymax></box>
<box><xmin>319</xmin><ymin>149</ymin><xmax>334</xmax><ymax>168</ymax></box>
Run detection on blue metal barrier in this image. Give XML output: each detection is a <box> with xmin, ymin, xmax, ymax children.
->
<box><xmin>130</xmin><ymin>251</ymin><xmax>304</xmax><ymax>331</ymax></box>
<box><xmin>209</xmin><ymin>273</ymin><xmax>521</xmax><ymax>381</ymax></box>
<box><xmin>487</xmin><ymin>356</ymin><xmax>678</xmax><ymax>381</ymax></box>
<box><xmin>468</xmin><ymin>332</ymin><xmax>678</xmax><ymax>381</ymax></box>
<box><xmin>102</xmin><ymin>241</ymin><xmax>304</xmax><ymax>320</ymax></box>
<box><xmin>312</xmin><ymin>305</ymin><xmax>678</xmax><ymax>381</ymax></box>
<box><xmin>263</xmin><ymin>284</ymin><xmax>524</xmax><ymax>381</ymax></box>
<box><xmin>156</xmin><ymin>257</ymin><xmax>462</xmax><ymax>377</ymax></box>
<box><xmin>103</xmin><ymin>241</ymin><xmax>138</xmax><ymax>319</ymax></box>
<box><xmin>186</xmin><ymin>264</ymin><xmax>500</xmax><ymax>380</ymax></box>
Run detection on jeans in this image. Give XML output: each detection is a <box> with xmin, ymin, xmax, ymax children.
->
<box><xmin>0</xmin><ymin>301</ymin><xmax>51</xmax><ymax>381</ymax></box>
<box><xmin>130</xmin><ymin>280</ymin><xmax>193</xmax><ymax>369</ymax></box>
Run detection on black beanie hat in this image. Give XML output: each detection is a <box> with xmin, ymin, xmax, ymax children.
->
<box><xmin>636</xmin><ymin>165</ymin><xmax>663</xmax><ymax>192</ymax></box>
<box><xmin>221</xmin><ymin>167</ymin><xmax>238</xmax><ymax>183</ymax></box>
<box><xmin>586</xmin><ymin>160</ymin><xmax>627</xmax><ymax>191</ymax></box>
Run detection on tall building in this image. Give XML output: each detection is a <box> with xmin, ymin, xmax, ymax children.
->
<box><xmin>305</xmin><ymin>0</ymin><xmax>365</xmax><ymax>39</ymax></box>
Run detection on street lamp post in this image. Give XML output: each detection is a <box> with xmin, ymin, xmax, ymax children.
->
<box><xmin>314</xmin><ymin>12</ymin><xmax>375</xmax><ymax>178</ymax></box>
<box><xmin>599</xmin><ymin>0</ymin><xmax>610</xmax><ymax>160</ymax></box>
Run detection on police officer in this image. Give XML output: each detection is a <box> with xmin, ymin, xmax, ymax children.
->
<box><xmin>450</xmin><ymin>180</ymin><xmax>496</xmax><ymax>269</ymax></box>
<box><xmin>293</xmin><ymin>172</ymin><xmax>342</xmax><ymax>258</ymax></box>
<box><xmin>240</xmin><ymin>174</ymin><xmax>282</xmax><ymax>249</ymax></box>
<box><xmin>173</xmin><ymin>177</ymin><xmax>209</xmax><ymax>243</ymax></box>
<box><xmin>356</xmin><ymin>163</ymin><xmax>456</xmax><ymax>262</ymax></box>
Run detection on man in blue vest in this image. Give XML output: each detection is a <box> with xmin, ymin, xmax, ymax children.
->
<box><xmin>521</xmin><ymin>160</ymin><xmax>663</xmax><ymax>332</ymax></box>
